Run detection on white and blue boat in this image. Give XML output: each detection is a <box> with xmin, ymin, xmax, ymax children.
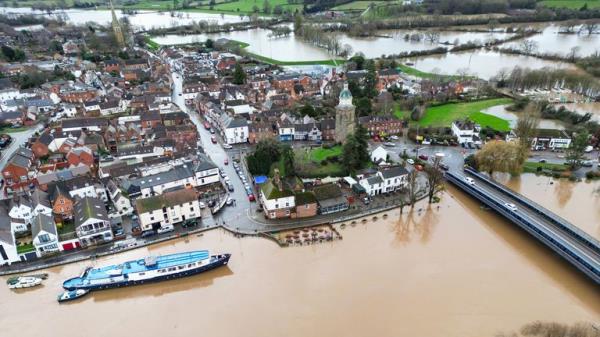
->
<box><xmin>62</xmin><ymin>250</ymin><xmax>230</xmax><ymax>291</ymax></box>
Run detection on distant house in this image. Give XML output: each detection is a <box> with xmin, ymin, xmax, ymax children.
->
<box><xmin>224</xmin><ymin>117</ymin><xmax>249</xmax><ymax>145</ymax></box>
<box><xmin>2</xmin><ymin>147</ymin><xmax>34</xmax><ymax>188</ymax></box>
<box><xmin>259</xmin><ymin>171</ymin><xmax>296</xmax><ymax>219</ymax></box>
<box><xmin>135</xmin><ymin>188</ymin><xmax>200</xmax><ymax>231</ymax></box>
<box><xmin>126</xmin><ymin>164</ymin><xmax>196</xmax><ymax>198</ymax></box>
<box><xmin>312</xmin><ymin>183</ymin><xmax>349</xmax><ymax>215</ymax></box>
<box><xmin>0</xmin><ymin>209</ymin><xmax>19</xmax><ymax>265</ymax></box>
<box><xmin>31</xmin><ymin>213</ymin><xmax>59</xmax><ymax>257</ymax></box>
<box><xmin>294</xmin><ymin>191</ymin><xmax>318</xmax><ymax>218</ymax></box>
<box><xmin>74</xmin><ymin>197</ymin><xmax>113</xmax><ymax>247</ymax></box>
<box><xmin>194</xmin><ymin>154</ymin><xmax>220</xmax><ymax>187</ymax></box>
<box><xmin>66</xmin><ymin>146</ymin><xmax>94</xmax><ymax>167</ymax></box>
<box><xmin>451</xmin><ymin>120</ymin><xmax>481</xmax><ymax>145</ymax></box>
<box><xmin>359</xmin><ymin>175</ymin><xmax>384</xmax><ymax>196</ymax></box>
<box><xmin>379</xmin><ymin>166</ymin><xmax>408</xmax><ymax>193</ymax></box>
<box><xmin>370</xmin><ymin>146</ymin><xmax>389</xmax><ymax>163</ymax></box>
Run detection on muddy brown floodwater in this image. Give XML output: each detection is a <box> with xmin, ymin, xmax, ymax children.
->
<box><xmin>1</xmin><ymin>174</ymin><xmax>599</xmax><ymax>337</ymax></box>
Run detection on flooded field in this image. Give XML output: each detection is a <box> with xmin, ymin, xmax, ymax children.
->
<box><xmin>0</xmin><ymin>7</ymin><xmax>245</xmax><ymax>29</ymax></box>
<box><xmin>482</xmin><ymin>104</ymin><xmax>566</xmax><ymax>129</ymax></box>
<box><xmin>506</xmin><ymin>24</ymin><xmax>600</xmax><ymax>57</ymax></box>
<box><xmin>408</xmin><ymin>50</ymin><xmax>578</xmax><ymax>79</ymax></box>
<box><xmin>558</xmin><ymin>102</ymin><xmax>600</xmax><ymax>122</ymax></box>
<box><xmin>1</xmin><ymin>175</ymin><xmax>598</xmax><ymax>337</ymax></box>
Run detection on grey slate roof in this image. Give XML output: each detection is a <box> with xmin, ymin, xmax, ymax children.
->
<box><xmin>131</xmin><ymin>165</ymin><xmax>194</xmax><ymax>190</ymax></box>
<box><xmin>380</xmin><ymin>166</ymin><xmax>409</xmax><ymax>179</ymax></box>
<box><xmin>74</xmin><ymin>196</ymin><xmax>109</xmax><ymax>228</ymax></box>
<box><xmin>31</xmin><ymin>213</ymin><xmax>57</xmax><ymax>238</ymax></box>
<box><xmin>366</xmin><ymin>175</ymin><xmax>383</xmax><ymax>185</ymax></box>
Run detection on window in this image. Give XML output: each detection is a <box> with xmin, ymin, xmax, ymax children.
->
<box><xmin>150</xmin><ymin>216</ymin><xmax>155</xmax><ymax>221</ymax></box>
<box><xmin>38</xmin><ymin>234</ymin><xmax>51</xmax><ymax>243</ymax></box>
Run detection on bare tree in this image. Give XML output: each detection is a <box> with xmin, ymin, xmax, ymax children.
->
<box><xmin>424</xmin><ymin>30</ymin><xmax>440</xmax><ymax>43</ymax></box>
<box><xmin>520</xmin><ymin>39</ymin><xmax>538</xmax><ymax>54</ymax></box>
<box><xmin>567</xmin><ymin>46</ymin><xmax>581</xmax><ymax>61</ymax></box>
<box><xmin>424</xmin><ymin>156</ymin><xmax>444</xmax><ymax>203</ymax></box>
<box><xmin>407</xmin><ymin>169</ymin><xmax>418</xmax><ymax>208</ymax></box>
<box><xmin>514</xmin><ymin>102</ymin><xmax>540</xmax><ymax>163</ymax></box>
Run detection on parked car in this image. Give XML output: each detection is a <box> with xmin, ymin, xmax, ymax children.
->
<box><xmin>224</xmin><ymin>158</ymin><xmax>229</xmax><ymax>165</ymax></box>
<box><xmin>210</xmin><ymin>128</ymin><xmax>215</xmax><ymax>134</ymax></box>
<box><xmin>406</xmin><ymin>159</ymin><xmax>415</xmax><ymax>165</ymax></box>
<box><xmin>504</xmin><ymin>203</ymin><xmax>518</xmax><ymax>212</ymax></box>
<box><xmin>248</xmin><ymin>194</ymin><xmax>255</xmax><ymax>202</ymax></box>
<box><xmin>226</xmin><ymin>197</ymin><xmax>234</xmax><ymax>206</ymax></box>
<box><xmin>582</xmin><ymin>160</ymin><xmax>595</xmax><ymax>167</ymax></box>
<box><xmin>439</xmin><ymin>163</ymin><xmax>449</xmax><ymax>171</ymax></box>
<box><xmin>220</xmin><ymin>170</ymin><xmax>226</xmax><ymax>178</ymax></box>
<box><xmin>203</xmin><ymin>122</ymin><xmax>211</xmax><ymax>130</ymax></box>
<box><xmin>363</xmin><ymin>197</ymin><xmax>370</xmax><ymax>205</ymax></box>
<box><xmin>383</xmin><ymin>142</ymin><xmax>395</xmax><ymax>147</ymax></box>
<box><xmin>227</xmin><ymin>183</ymin><xmax>234</xmax><ymax>192</ymax></box>
<box><xmin>418</xmin><ymin>154</ymin><xmax>429</xmax><ymax>161</ymax></box>
<box><xmin>141</xmin><ymin>230</ymin><xmax>156</xmax><ymax>238</ymax></box>
<box><xmin>538</xmin><ymin>159</ymin><xmax>547</xmax><ymax>163</ymax></box>
<box><xmin>211</xmin><ymin>136</ymin><xmax>217</xmax><ymax>144</ymax></box>
<box><xmin>199</xmin><ymin>201</ymin><xmax>206</xmax><ymax>209</ymax></box>
<box><xmin>157</xmin><ymin>226</ymin><xmax>174</xmax><ymax>234</ymax></box>
<box><xmin>131</xmin><ymin>223</ymin><xmax>142</xmax><ymax>236</ymax></box>
<box><xmin>181</xmin><ymin>219</ymin><xmax>197</xmax><ymax>228</ymax></box>
<box><xmin>207</xmin><ymin>200</ymin><xmax>216</xmax><ymax>208</ymax></box>
<box><xmin>223</xmin><ymin>144</ymin><xmax>233</xmax><ymax>149</ymax></box>
<box><xmin>414</xmin><ymin>164</ymin><xmax>423</xmax><ymax>171</ymax></box>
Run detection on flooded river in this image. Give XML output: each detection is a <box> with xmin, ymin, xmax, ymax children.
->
<box><xmin>1</xmin><ymin>174</ymin><xmax>598</xmax><ymax>337</ymax></box>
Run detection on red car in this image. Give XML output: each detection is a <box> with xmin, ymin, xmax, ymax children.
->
<box><xmin>211</xmin><ymin>136</ymin><xmax>217</xmax><ymax>144</ymax></box>
<box><xmin>418</xmin><ymin>154</ymin><xmax>429</xmax><ymax>161</ymax></box>
<box><xmin>248</xmin><ymin>194</ymin><xmax>255</xmax><ymax>202</ymax></box>
<box><xmin>203</xmin><ymin>121</ymin><xmax>211</xmax><ymax>130</ymax></box>
<box><xmin>224</xmin><ymin>158</ymin><xmax>229</xmax><ymax>165</ymax></box>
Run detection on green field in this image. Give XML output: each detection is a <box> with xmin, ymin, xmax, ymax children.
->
<box><xmin>198</xmin><ymin>0</ymin><xmax>302</xmax><ymax>14</ymax></box>
<box><xmin>418</xmin><ymin>98</ymin><xmax>513</xmax><ymax>130</ymax></box>
<box><xmin>539</xmin><ymin>0</ymin><xmax>600</xmax><ymax>9</ymax></box>
<box><xmin>331</xmin><ymin>1</ymin><xmax>384</xmax><ymax>11</ymax></box>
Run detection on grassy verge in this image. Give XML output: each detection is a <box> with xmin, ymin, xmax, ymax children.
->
<box><xmin>17</xmin><ymin>243</ymin><xmax>35</xmax><ymax>254</ymax></box>
<box><xmin>418</xmin><ymin>98</ymin><xmax>512</xmax><ymax>129</ymax></box>
<box><xmin>331</xmin><ymin>1</ymin><xmax>384</xmax><ymax>10</ymax></box>
<box><xmin>0</xmin><ymin>126</ymin><xmax>30</xmax><ymax>134</ymax></box>
<box><xmin>539</xmin><ymin>0</ymin><xmax>600</xmax><ymax>9</ymax></box>
<box><xmin>397</xmin><ymin>64</ymin><xmax>471</xmax><ymax>80</ymax></box>
<box><xmin>523</xmin><ymin>161</ymin><xmax>568</xmax><ymax>173</ymax></box>
<box><xmin>144</xmin><ymin>36</ymin><xmax>160</xmax><ymax>51</ymax></box>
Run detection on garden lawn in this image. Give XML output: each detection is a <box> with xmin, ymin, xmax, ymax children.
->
<box><xmin>394</xmin><ymin>104</ymin><xmax>409</xmax><ymax>120</ymax></box>
<box><xmin>17</xmin><ymin>243</ymin><xmax>34</xmax><ymax>254</ymax></box>
<box><xmin>418</xmin><ymin>98</ymin><xmax>512</xmax><ymax>130</ymax></box>
<box><xmin>539</xmin><ymin>0</ymin><xmax>600</xmax><ymax>9</ymax></box>
<box><xmin>310</xmin><ymin>145</ymin><xmax>342</xmax><ymax>162</ymax></box>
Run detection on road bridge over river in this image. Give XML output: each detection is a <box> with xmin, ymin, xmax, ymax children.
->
<box><xmin>446</xmin><ymin>167</ymin><xmax>600</xmax><ymax>285</ymax></box>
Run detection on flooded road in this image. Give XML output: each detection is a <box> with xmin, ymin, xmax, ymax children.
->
<box><xmin>1</xmin><ymin>176</ymin><xmax>598</xmax><ymax>337</ymax></box>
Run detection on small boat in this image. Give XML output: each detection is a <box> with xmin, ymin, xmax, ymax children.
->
<box><xmin>6</xmin><ymin>273</ymin><xmax>48</xmax><ymax>284</ymax></box>
<box><xmin>57</xmin><ymin>289</ymin><xmax>89</xmax><ymax>303</ymax></box>
<box><xmin>7</xmin><ymin>276</ymin><xmax>42</xmax><ymax>289</ymax></box>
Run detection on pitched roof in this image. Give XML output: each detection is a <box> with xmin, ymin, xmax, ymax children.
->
<box><xmin>312</xmin><ymin>183</ymin><xmax>343</xmax><ymax>201</ymax></box>
<box><xmin>135</xmin><ymin>188</ymin><xmax>197</xmax><ymax>214</ymax></box>
<box><xmin>74</xmin><ymin>197</ymin><xmax>108</xmax><ymax>227</ymax></box>
<box><xmin>31</xmin><ymin>213</ymin><xmax>57</xmax><ymax>238</ymax></box>
<box><xmin>261</xmin><ymin>180</ymin><xmax>294</xmax><ymax>200</ymax></box>
<box><xmin>380</xmin><ymin>166</ymin><xmax>409</xmax><ymax>179</ymax></box>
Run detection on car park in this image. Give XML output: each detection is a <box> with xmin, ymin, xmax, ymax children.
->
<box><xmin>504</xmin><ymin>203</ymin><xmax>518</xmax><ymax>211</ymax></box>
<box><xmin>464</xmin><ymin>177</ymin><xmax>475</xmax><ymax>185</ymax></box>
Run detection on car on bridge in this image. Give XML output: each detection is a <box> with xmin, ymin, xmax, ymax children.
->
<box><xmin>464</xmin><ymin>177</ymin><xmax>475</xmax><ymax>185</ymax></box>
<box><xmin>504</xmin><ymin>203</ymin><xmax>518</xmax><ymax>212</ymax></box>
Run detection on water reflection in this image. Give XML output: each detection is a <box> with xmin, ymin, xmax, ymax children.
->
<box><xmin>392</xmin><ymin>203</ymin><xmax>440</xmax><ymax>244</ymax></box>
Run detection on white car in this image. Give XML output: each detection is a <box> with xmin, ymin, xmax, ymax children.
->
<box><xmin>226</xmin><ymin>197</ymin><xmax>234</xmax><ymax>206</ymax></box>
<box><xmin>406</xmin><ymin>159</ymin><xmax>414</xmax><ymax>165</ymax></box>
<box><xmin>199</xmin><ymin>201</ymin><xmax>206</xmax><ymax>209</ymax></box>
<box><xmin>383</xmin><ymin>142</ymin><xmax>395</xmax><ymax>147</ymax></box>
<box><xmin>464</xmin><ymin>177</ymin><xmax>475</xmax><ymax>185</ymax></box>
<box><xmin>504</xmin><ymin>203</ymin><xmax>518</xmax><ymax>212</ymax></box>
<box><xmin>223</xmin><ymin>144</ymin><xmax>233</xmax><ymax>149</ymax></box>
<box><xmin>224</xmin><ymin>176</ymin><xmax>231</xmax><ymax>183</ymax></box>
<box><xmin>157</xmin><ymin>226</ymin><xmax>174</xmax><ymax>234</ymax></box>
<box><xmin>389</xmin><ymin>135</ymin><xmax>399</xmax><ymax>140</ymax></box>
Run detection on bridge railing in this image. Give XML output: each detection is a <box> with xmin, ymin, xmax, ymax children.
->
<box><xmin>463</xmin><ymin>167</ymin><xmax>600</xmax><ymax>255</ymax></box>
<box><xmin>446</xmin><ymin>172</ymin><xmax>600</xmax><ymax>284</ymax></box>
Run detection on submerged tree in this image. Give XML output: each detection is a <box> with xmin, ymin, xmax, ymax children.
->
<box><xmin>565</xmin><ymin>130</ymin><xmax>589</xmax><ymax>169</ymax></box>
<box><xmin>475</xmin><ymin>141</ymin><xmax>523</xmax><ymax>175</ymax></box>
<box><xmin>424</xmin><ymin>156</ymin><xmax>444</xmax><ymax>203</ymax></box>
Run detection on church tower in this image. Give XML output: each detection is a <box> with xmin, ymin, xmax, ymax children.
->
<box><xmin>335</xmin><ymin>82</ymin><xmax>356</xmax><ymax>143</ymax></box>
<box><xmin>110</xmin><ymin>0</ymin><xmax>125</xmax><ymax>48</ymax></box>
